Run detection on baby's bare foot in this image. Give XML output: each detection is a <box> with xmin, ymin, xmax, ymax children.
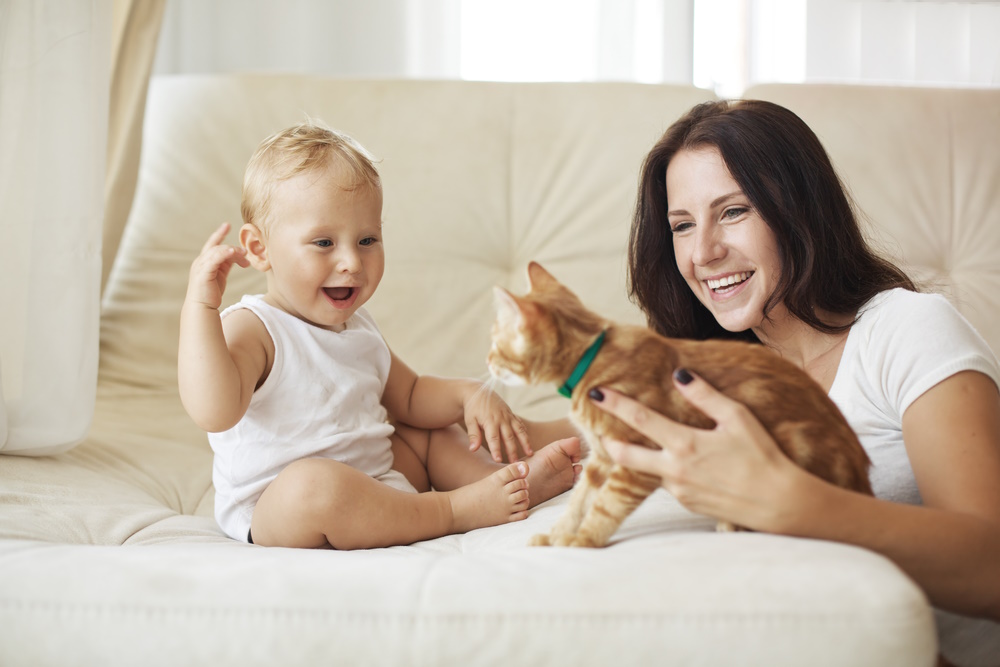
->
<box><xmin>448</xmin><ymin>462</ymin><xmax>530</xmax><ymax>533</ymax></box>
<box><xmin>522</xmin><ymin>437</ymin><xmax>582</xmax><ymax>508</ymax></box>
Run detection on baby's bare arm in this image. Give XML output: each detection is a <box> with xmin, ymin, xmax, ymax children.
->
<box><xmin>381</xmin><ymin>350</ymin><xmax>531</xmax><ymax>461</ymax></box>
<box><xmin>178</xmin><ymin>223</ymin><xmax>261</xmax><ymax>432</ymax></box>
<box><xmin>381</xmin><ymin>350</ymin><xmax>470</xmax><ymax>428</ymax></box>
<box><xmin>179</xmin><ymin>306</ymin><xmax>267</xmax><ymax>432</ymax></box>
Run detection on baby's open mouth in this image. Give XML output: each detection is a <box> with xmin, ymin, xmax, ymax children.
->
<box><xmin>324</xmin><ymin>287</ymin><xmax>355</xmax><ymax>301</ymax></box>
<box><xmin>707</xmin><ymin>271</ymin><xmax>753</xmax><ymax>293</ymax></box>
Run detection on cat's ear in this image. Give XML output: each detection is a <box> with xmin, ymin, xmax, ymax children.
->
<box><xmin>526</xmin><ymin>261</ymin><xmax>558</xmax><ymax>290</ymax></box>
<box><xmin>493</xmin><ymin>286</ymin><xmax>536</xmax><ymax>329</ymax></box>
<box><xmin>493</xmin><ymin>287</ymin><xmax>522</xmax><ymax>327</ymax></box>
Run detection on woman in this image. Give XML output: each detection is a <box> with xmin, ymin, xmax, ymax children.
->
<box><xmin>589</xmin><ymin>100</ymin><xmax>1000</xmax><ymax>666</ymax></box>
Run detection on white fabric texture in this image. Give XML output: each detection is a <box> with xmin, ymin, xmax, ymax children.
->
<box><xmin>103</xmin><ymin>0</ymin><xmax>167</xmax><ymax>293</ymax></box>
<box><xmin>209</xmin><ymin>296</ymin><xmax>401</xmax><ymax>541</ymax></box>
<box><xmin>0</xmin><ymin>0</ymin><xmax>110</xmax><ymax>455</ymax></box>
<box><xmin>0</xmin><ymin>359</ymin><xmax>6</xmax><ymax>447</ymax></box>
<box><xmin>831</xmin><ymin>288</ymin><xmax>1000</xmax><ymax>504</ymax></box>
<box><xmin>830</xmin><ymin>288</ymin><xmax>1000</xmax><ymax>666</ymax></box>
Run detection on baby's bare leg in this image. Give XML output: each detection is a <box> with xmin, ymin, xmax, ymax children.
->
<box><xmin>393</xmin><ymin>422</ymin><xmax>582</xmax><ymax>507</ymax></box>
<box><xmin>250</xmin><ymin>457</ymin><xmax>529</xmax><ymax>550</ymax></box>
<box><xmin>521</xmin><ymin>418</ymin><xmax>579</xmax><ymax>453</ymax></box>
<box><xmin>393</xmin><ymin>424</ymin><xmax>500</xmax><ymax>492</ymax></box>
<box><xmin>390</xmin><ymin>429</ymin><xmax>434</xmax><ymax>492</ymax></box>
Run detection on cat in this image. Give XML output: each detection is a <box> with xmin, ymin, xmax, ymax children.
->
<box><xmin>487</xmin><ymin>261</ymin><xmax>872</xmax><ymax>548</ymax></box>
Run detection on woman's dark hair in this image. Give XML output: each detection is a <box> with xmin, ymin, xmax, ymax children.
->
<box><xmin>628</xmin><ymin>99</ymin><xmax>915</xmax><ymax>342</ymax></box>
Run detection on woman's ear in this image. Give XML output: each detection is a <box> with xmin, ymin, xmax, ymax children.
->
<box><xmin>240</xmin><ymin>223</ymin><xmax>270</xmax><ymax>271</ymax></box>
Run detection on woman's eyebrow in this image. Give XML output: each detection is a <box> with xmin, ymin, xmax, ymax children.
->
<box><xmin>668</xmin><ymin>191</ymin><xmax>743</xmax><ymax>217</ymax></box>
<box><xmin>711</xmin><ymin>191</ymin><xmax>744</xmax><ymax>208</ymax></box>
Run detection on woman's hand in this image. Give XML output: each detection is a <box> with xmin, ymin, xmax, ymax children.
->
<box><xmin>589</xmin><ymin>368</ymin><xmax>802</xmax><ymax>531</ymax></box>
<box><xmin>464</xmin><ymin>387</ymin><xmax>532</xmax><ymax>462</ymax></box>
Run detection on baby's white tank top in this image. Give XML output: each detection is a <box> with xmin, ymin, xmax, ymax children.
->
<box><xmin>208</xmin><ymin>295</ymin><xmax>395</xmax><ymax>541</ymax></box>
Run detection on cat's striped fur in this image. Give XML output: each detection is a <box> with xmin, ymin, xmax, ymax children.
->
<box><xmin>488</xmin><ymin>262</ymin><xmax>872</xmax><ymax>548</ymax></box>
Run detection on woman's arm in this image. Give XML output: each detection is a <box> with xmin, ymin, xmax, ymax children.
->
<box><xmin>593</xmin><ymin>369</ymin><xmax>1000</xmax><ymax>621</ymax></box>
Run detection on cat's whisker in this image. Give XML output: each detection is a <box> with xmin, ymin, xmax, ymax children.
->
<box><xmin>472</xmin><ymin>373</ymin><xmax>501</xmax><ymax>400</ymax></box>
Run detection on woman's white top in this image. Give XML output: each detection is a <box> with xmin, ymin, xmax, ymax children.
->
<box><xmin>828</xmin><ymin>288</ymin><xmax>1000</xmax><ymax>667</ymax></box>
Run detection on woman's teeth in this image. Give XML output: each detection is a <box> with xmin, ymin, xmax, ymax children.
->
<box><xmin>707</xmin><ymin>272</ymin><xmax>752</xmax><ymax>291</ymax></box>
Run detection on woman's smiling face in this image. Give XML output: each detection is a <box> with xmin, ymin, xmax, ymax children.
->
<box><xmin>666</xmin><ymin>146</ymin><xmax>783</xmax><ymax>334</ymax></box>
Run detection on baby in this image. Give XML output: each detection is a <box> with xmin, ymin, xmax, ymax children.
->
<box><xmin>178</xmin><ymin>121</ymin><xmax>580</xmax><ymax>549</ymax></box>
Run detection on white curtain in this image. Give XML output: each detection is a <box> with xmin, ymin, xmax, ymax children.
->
<box><xmin>697</xmin><ymin>0</ymin><xmax>1000</xmax><ymax>96</ymax></box>
<box><xmin>0</xmin><ymin>0</ymin><xmax>111</xmax><ymax>455</ymax></box>
<box><xmin>803</xmin><ymin>0</ymin><xmax>1000</xmax><ymax>87</ymax></box>
<box><xmin>153</xmin><ymin>0</ymin><xmax>463</xmax><ymax>79</ymax></box>
<box><xmin>151</xmin><ymin>0</ymin><xmax>695</xmax><ymax>85</ymax></box>
<box><xmin>151</xmin><ymin>0</ymin><xmax>999</xmax><ymax>94</ymax></box>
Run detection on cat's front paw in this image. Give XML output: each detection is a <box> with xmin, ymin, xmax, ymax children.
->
<box><xmin>715</xmin><ymin>520</ymin><xmax>749</xmax><ymax>532</ymax></box>
<box><xmin>565</xmin><ymin>535</ymin><xmax>604</xmax><ymax>548</ymax></box>
<box><xmin>547</xmin><ymin>533</ymin><xmax>602</xmax><ymax>548</ymax></box>
<box><xmin>528</xmin><ymin>533</ymin><xmax>552</xmax><ymax>547</ymax></box>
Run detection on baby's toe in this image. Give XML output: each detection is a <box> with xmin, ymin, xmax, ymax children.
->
<box><xmin>496</xmin><ymin>461</ymin><xmax>528</xmax><ymax>485</ymax></box>
<box><xmin>510</xmin><ymin>489</ymin><xmax>529</xmax><ymax>510</ymax></box>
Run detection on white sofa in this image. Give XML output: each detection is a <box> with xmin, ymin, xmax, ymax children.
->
<box><xmin>2</xmin><ymin>75</ymin><xmax>999</xmax><ymax>667</ymax></box>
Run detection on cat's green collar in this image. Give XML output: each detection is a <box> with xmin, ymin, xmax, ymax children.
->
<box><xmin>558</xmin><ymin>330</ymin><xmax>607</xmax><ymax>398</ymax></box>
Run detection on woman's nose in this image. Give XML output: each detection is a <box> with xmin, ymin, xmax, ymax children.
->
<box><xmin>691</xmin><ymin>225</ymin><xmax>725</xmax><ymax>266</ymax></box>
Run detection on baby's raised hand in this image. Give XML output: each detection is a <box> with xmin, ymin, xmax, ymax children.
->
<box><xmin>464</xmin><ymin>388</ymin><xmax>532</xmax><ymax>462</ymax></box>
<box><xmin>185</xmin><ymin>223</ymin><xmax>249</xmax><ymax>310</ymax></box>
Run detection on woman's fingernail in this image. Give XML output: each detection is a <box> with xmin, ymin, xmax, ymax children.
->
<box><xmin>673</xmin><ymin>368</ymin><xmax>694</xmax><ymax>385</ymax></box>
<box><xmin>588</xmin><ymin>388</ymin><xmax>605</xmax><ymax>402</ymax></box>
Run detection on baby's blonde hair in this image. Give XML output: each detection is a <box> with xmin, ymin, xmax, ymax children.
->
<box><xmin>241</xmin><ymin>120</ymin><xmax>380</xmax><ymax>233</ymax></box>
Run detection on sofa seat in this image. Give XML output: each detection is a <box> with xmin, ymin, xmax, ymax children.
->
<box><xmin>0</xmin><ymin>390</ymin><xmax>936</xmax><ymax>667</ymax></box>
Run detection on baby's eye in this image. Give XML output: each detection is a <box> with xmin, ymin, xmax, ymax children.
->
<box><xmin>313</xmin><ymin>239</ymin><xmax>332</xmax><ymax>248</ymax></box>
<box><xmin>359</xmin><ymin>236</ymin><xmax>379</xmax><ymax>247</ymax></box>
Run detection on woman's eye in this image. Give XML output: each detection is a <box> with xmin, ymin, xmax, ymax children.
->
<box><xmin>313</xmin><ymin>239</ymin><xmax>332</xmax><ymax>248</ymax></box>
<box><xmin>670</xmin><ymin>222</ymin><xmax>693</xmax><ymax>234</ymax></box>
<box><xmin>723</xmin><ymin>207</ymin><xmax>748</xmax><ymax>220</ymax></box>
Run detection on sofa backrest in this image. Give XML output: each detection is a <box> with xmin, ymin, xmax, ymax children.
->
<box><xmin>746</xmin><ymin>84</ymin><xmax>1000</xmax><ymax>358</ymax></box>
<box><xmin>100</xmin><ymin>76</ymin><xmax>999</xmax><ymax>422</ymax></box>
<box><xmin>99</xmin><ymin>76</ymin><xmax>716</xmax><ymax>419</ymax></box>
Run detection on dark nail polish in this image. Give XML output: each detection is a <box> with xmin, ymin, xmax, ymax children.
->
<box><xmin>674</xmin><ymin>368</ymin><xmax>694</xmax><ymax>385</ymax></box>
<box><xmin>588</xmin><ymin>388</ymin><xmax>605</xmax><ymax>402</ymax></box>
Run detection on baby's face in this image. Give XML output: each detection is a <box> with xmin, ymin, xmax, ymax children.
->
<box><xmin>260</xmin><ymin>163</ymin><xmax>384</xmax><ymax>332</ymax></box>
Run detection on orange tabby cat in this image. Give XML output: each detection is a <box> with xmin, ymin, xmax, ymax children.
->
<box><xmin>488</xmin><ymin>262</ymin><xmax>872</xmax><ymax>548</ymax></box>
